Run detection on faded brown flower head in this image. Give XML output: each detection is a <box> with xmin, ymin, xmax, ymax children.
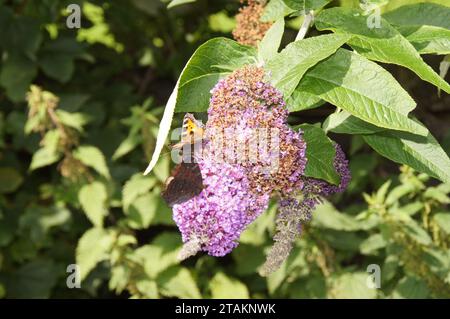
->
<box><xmin>232</xmin><ymin>0</ymin><xmax>272</xmax><ymax>47</ymax></box>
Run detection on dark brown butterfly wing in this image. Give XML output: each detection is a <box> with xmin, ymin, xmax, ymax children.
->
<box><xmin>162</xmin><ymin>162</ymin><xmax>204</xmax><ymax>207</ymax></box>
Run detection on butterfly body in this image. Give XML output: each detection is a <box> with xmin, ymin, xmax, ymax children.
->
<box><xmin>171</xmin><ymin>113</ymin><xmax>205</xmax><ymax>150</ymax></box>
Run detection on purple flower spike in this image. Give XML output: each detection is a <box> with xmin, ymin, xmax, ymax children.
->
<box><xmin>173</xmin><ymin>155</ymin><xmax>269</xmax><ymax>258</ymax></box>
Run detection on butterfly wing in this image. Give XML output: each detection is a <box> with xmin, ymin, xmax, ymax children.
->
<box><xmin>162</xmin><ymin>162</ymin><xmax>204</xmax><ymax>207</ymax></box>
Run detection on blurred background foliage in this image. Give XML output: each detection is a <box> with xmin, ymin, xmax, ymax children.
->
<box><xmin>0</xmin><ymin>0</ymin><xmax>449</xmax><ymax>299</ymax></box>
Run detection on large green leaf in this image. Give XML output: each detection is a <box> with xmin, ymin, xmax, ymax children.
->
<box><xmin>315</xmin><ymin>7</ymin><xmax>450</xmax><ymax>93</ymax></box>
<box><xmin>176</xmin><ymin>38</ymin><xmax>256</xmax><ymax>112</ymax></box>
<box><xmin>363</xmin><ymin>127</ymin><xmax>450</xmax><ymax>184</ymax></box>
<box><xmin>298</xmin><ymin>124</ymin><xmax>340</xmax><ymax>185</ymax></box>
<box><xmin>266</xmin><ymin>33</ymin><xmax>350</xmax><ymax>98</ymax></box>
<box><xmin>297</xmin><ymin>49</ymin><xmax>426</xmax><ymax>135</ymax></box>
<box><xmin>384</xmin><ymin>3</ymin><xmax>450</xmax><ymax>55</ymax></box>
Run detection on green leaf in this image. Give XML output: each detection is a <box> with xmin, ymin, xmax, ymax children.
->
<box><xmin>392</xmin><ymin>276</ymin><xmax>429</xmax><ymax>298</ymax></box>
<box><xmin>363</xmin><ymin>128</ymin><xmax>450</xmax><ymax>184</ymax></box>
<box><xmin>298</xmin><ymin>124</ymin><xmax>340</xmax><ymax>185</ymax></box>
<box><xmin>130</xmin><ymin>234</ymin><xmax>181</xmax><ymax>279</ymax></box>
<box><xmin>4</xmin><ymin>260</ymin><xmax>58</xmax><ymax>298</ymax></box>
<box><xmin>383</xmin><ymin>3</ymin><xmax>450</xmax><ymax>29</ymax></box>
<box><xmin>55</xmin><ymin>110</ymin><xmax>89</xmax><ymax>132</ymax></box>
<box><xmin>384</xmin><ymin>0</ymin><xmax>450</xmax><ymax>12</ymax></box>
<box><xmin>0</xmin><ymin>167</ymin><xmax>23</xmax><ymax>194</ymax></box>
<box><xmin>131</xmin><ymin>0</ymin><xmax>162</xmax><ymax>15</ymax></box>
<box><xmin>19</xmin><ymin>206</ymin><xmax>71</xmax><ymax>243</ymax></box>
<box><xmin>176</xmin><ymin>38</ymin><xmax>257</xmax><ymax>112</ymax></box>
<box><xmin>322</xmin><ymin>230</ymin><xmax>365</xmax><ymax>251</ymax></box>
<box><xmin>126</xmin><ymin>191</ymin><xmax>159</xmax><ymax>229</ymax></box>
<box><xmin>232</xmin><ymin>244</ymin><xmax>266</xmax><ymax>276</ymax></box>
<box><xmin>434</xmin><ymin>212</ymin><xmax>450</xmax><ymax>235</ymax></box>
<box><xmin>261</xmin><ymin>0</ymin><xmax>295</xmax><ymax>22</ymax></box>
<box><xmin>396</xmin><ymin>25</ymin><xmax>450</xmax><ymax>55</ymax></box>
<box><xmin>424</xmin><ymin>187</ymin><xmax>450</xmax><ymax>204</ymax></box>
<box><xmin>323</xmin><ymin>111</ymin><xmax>385</xmax><ymax>135</ymax></box>
<box><xmin>29</xmin><ymin>130</ymin><xmax>61</xmax><ymax>171</ymax></box>
<box><xmin>315</xmin><ymin>7</ymin><xmax>450</xmax><ymax>93</ymax></box>
<box><xmin>39</xmin><ymin>53</ymin><xmax>74</xmax><ymax>83</ymax></box>
<box><xmin>112</xmin><ymin>134</ymin><xmax>141</xmax><ymax>160</ymax></box>
<box><xmin>360</xmin><ymin>234</ymin><xmax>387</xmax><ymax>255</ymax></box>
<box><xmin>384</xmin><ymin>3</ymin><xmax>450</xmax><ymax>55</ymax></box>
<box><xmin>109</xmin><ymin>264</ymin><xmax>131</xmax><ymax>294</ymax></box>
<box><xmin>76</xmin><ymin>228</ymin><xmax>115</xmax><ymax>280</ymax></box>
<box><xmin>258</xmin><ymin>18</ymin><xmax>285</xmax><ymax>63</ymax></box>
<box><xmin>297</xmin><ymin>49</ymin><xmax>427</xmax><ymax>135</ymax></box>
<box><xmin>122</xmin><ymin>173</ymin><xmax>157</xmax><ymax>211</ymax></box>
<box><xmin>287</xmin><ymin>90</ymin><xmax>324</xmax><ymax>112</ymax></box>
<box><xmin>330</xmin><ymin>272</ymin><xmax>378</xmax><ymax>299</ymax></box>
<box><xmin>313</xmin><ymin>201</ymin><xmax>366</xmax><ymax>231</ymax></box>
<box><xmin>29</xmin><ymin>146</ymin><xmax>61</xmax><ymax>171</ymax></box>
<box><xmin>289</xmin><ymin>276</ymin><xmax>327</xmax><ymax>298</ymax></box>
<box><xmin>158</xmin><ymin>267</ymin><xmax>201</xmax><ymax>299</ymax></box>
<box><xmin>0</xmin><ymin>54</ymin><xmax>37</xmax><ymax>102</ymax></box>
<box><xmin>73</xmin><ymin>145</ymin><xmax>110</xmax><ymax>179</ymax></box>
<box><xmin>209</xmin><ymin>273</ymin><xmax>249</xmax><ymax>299</ymax></box>
<box><xmin>402</xmin><ymin>220</ymin><xmax>433</xmax><ymax>246</ymax></box>
<box><xmin>282</xmin><ymin>0</ymin><xmax>331</xmax><ymax>11</ymax></box>
<box><xmin>0</xmin><ymin>12</ymin><xmax>41</xmax><ymax>56</ymax></box>
<box><xmin>167</xmin><ymin>0</ymin><xmax>196</xmax><ymax>9</ymax></box>
<box><xmin>266</xmin><ymin>33</ymin><xmax>350</xmax><ymax>98</ymax></box>
<box><xmin>78</xmin><ymin>182</ymin><xmax>108</xmax><ymax>227</ymax></box>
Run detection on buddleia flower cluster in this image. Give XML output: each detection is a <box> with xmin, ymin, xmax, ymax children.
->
<box><xmin>173</xmin><ymin>66</ymin><xmax>350</xmax><ymax>275</ymax></box>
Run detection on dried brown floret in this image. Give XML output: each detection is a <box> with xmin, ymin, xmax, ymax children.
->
<box><xmin>232</xmin><ymin>0</ymin><xmax>273</xmax><ymax>47</ymax></box>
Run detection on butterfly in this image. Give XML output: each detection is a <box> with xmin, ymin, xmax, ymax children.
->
<box><xmin>162</xmin><ymin>162</ymin><xmax>204</xmax><ymax>207</ymax></box>
<box><xmin>162</xmin><ymin>113</ymin><xmax>205</xmax><ymax>207</ymax></box>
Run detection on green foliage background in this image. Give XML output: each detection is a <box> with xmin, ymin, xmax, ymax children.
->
<box><xmin>0</xmin><ymin>0</ymin><xmax>449</xmax><ymax>298</ymax></box>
